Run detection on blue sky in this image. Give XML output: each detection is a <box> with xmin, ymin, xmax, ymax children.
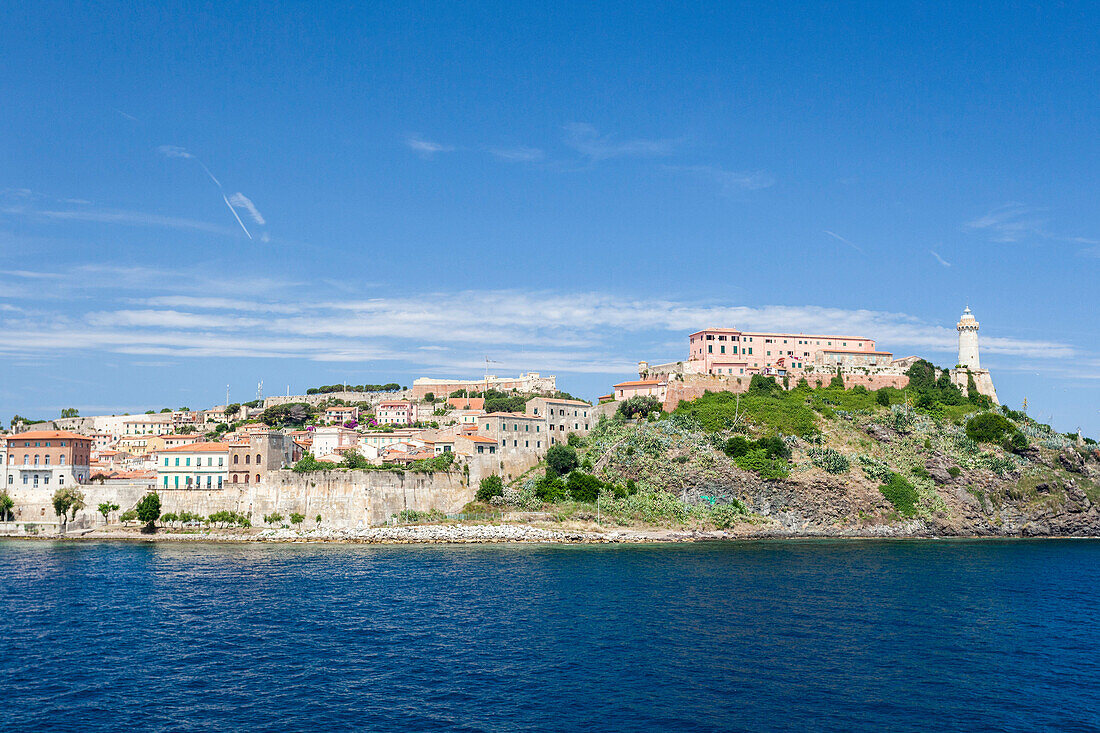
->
<box><xmin>1</xmin><ymin>1</ymin><xmax>1098</xmax><ymax>435</ymax></box>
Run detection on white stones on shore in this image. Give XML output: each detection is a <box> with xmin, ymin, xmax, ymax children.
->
<box><xmin>255</xmin><ymin>523</ymin><xmax>599</xmax><ymax>543</ymax></box>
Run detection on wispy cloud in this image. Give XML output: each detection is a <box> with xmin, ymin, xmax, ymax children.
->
<box><xmin>964</xmin><ymin>204</ymin><xmax>1047</xmax><ymax>243</ymax></box>
<box><xmin>930</xmin><ymin>250</ymin><xmax>952</xmax><ymax>267</ymax></box>
<box><xmin>2</xmin><ymin>206</ymin><xmax>235</xmax><ymax>235</ymax></box>
<box><xmin>406</xmin><ymin>136</ymin><xmax>455</xmax><ymax>159</ymax></box>
<box><xmin>228</xmin><ymin>192</ymin><xmax>266</xmax><ymax>225</ymax></box>
<box><xmin>487</xmin><ymin>146</ymin><xmax>546</xmax><ymax>163</ymax></box>
<box><xmin>824</xmin><ymin>230</ymin><xmax>864</xmax><ymax>253</ymax></box>
<box><xmin>667</xmin><ymin>164</ymin><xmax>775</xmax><ymax>192</ymax></box>
<box><xmin>563</xmin><ymin>123</ymin><xmax>676</xmax><ymax>161</ymax></box>
<box><xmin>156</xmin><ymin>145</ymin><xmax>194</xmax><ymax>159</ymax></box>
<box><xmin>0</xmin><ymin>272</ymin><xmax>1085</xmax><ymax>374</ymax></box>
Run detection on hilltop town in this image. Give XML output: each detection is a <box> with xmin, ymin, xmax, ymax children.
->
<box><xmin>1</xmin><ymin>307</ymin><xmax>1097</xmax><ymax>540</ymax></box>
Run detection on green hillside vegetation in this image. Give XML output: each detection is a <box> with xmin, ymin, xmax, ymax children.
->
<box><xmin>480</xmin><ymin>363</ymin><xmax>1098</xmax><ymax>532</ymax></box>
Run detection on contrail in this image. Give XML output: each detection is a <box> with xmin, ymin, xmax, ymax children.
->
<box><xmin>158</xmin><ymin>144</ymin><xmax>253</xmax><ymax>238</ymax></box>
<box><xmin>222</xmin><ymin>194</ymin><xmax>253</xmax><ymax>240</ymax></box>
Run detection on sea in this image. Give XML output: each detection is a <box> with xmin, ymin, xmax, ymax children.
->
<box><xmin>1</xmin><ymin>538</ymin><xmax>1098</xmax><ymax>732</ymax></box>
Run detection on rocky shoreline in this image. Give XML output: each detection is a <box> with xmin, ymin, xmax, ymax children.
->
<box><xmin>5</xmin><ymin>518</ymin><xmax>1100</xmax><ymax>545</ymax></box>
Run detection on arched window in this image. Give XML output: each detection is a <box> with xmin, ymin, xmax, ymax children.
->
<box><xmin>34</xmin><ymin>455</ymin><xmax>39</xmax><ymax>466</ymax></box>
<box><xmin>245</xmin><ymin>455</ymin><xmax>250</xmax><ymax>464</ymax></box>
<box><xmin>59</xmin><ymin>455</ymin><xmax>65</xmax><ymax>465</ymax></box>
<box><xmin>233</xmin><ymin>454</ymin><xmax>239</xmax><ymax>464</ymax></box>
<box><xmin>255</xmin><ymin>474</ymin><xmax>260</xmax><ymax>483</ymax></box>
<box><xmin>44</xmin><ymin>455</ymin><xmax>50</xmax><ymax>465</ymax></box>
<box><xmin>244</xmin><ymin>473</ymin><xmax>250</xmax><ymax>483</ymax></box>
<box><xmin>232</xmin><ymin>474</ymin><xmax>238</xmax><ymax>483</ymax></box>
<box><xmin>255</xmin><ymin>454</ymin><xmax>261</xmax><ymax>464</ymax></box>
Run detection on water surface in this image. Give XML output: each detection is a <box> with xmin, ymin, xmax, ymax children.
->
<box><xmin>1</xmin><ymin>539</ymin><xmax>1098</xmax><ymax>731</ymax></box>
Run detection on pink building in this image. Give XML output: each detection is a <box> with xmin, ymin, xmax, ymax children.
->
<box><xmin>686</xmin><ymin>328</ymin><xmax>892</xmax><ymax>376</ymax></box>
<box><xmin>376</xmin><ymin>400</ymin><xmax>418</xmax><ymax>426</ymax></box>
<box><xmin>613</xmin><ymin>379</ymin><xmax>668</xmax><ymax>401</ymax></box>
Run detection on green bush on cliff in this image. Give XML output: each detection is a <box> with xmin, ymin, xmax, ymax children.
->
<box><xmin>476</xmin><ymin>475</ymin><xmax>504</xmax><ymax>502</ymax></box>
<box><xmin>292</xmin><ymin>454</ymin><xmax>337</xmax><ymax>472</ymax></box>
<box><xmin>733</xmin><ymin>449</ymin><xmax>790</xmax><ymax>480</ymax></box>
<box><xmin>879</xmin><ymin>474</ymin><xmax>919</xmax><ymax>517</ymax></box>
<box><xmin>807</xmin><ymin>447</ymin><xmax>850</xmax><ymax>474</ymax></box>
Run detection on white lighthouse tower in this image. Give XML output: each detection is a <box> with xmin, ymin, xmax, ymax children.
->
<box><xmin>950</xmin><ymin>305</ymin><xmax>998</xmax><ymax>404</ymax></box>
<box><xmin>957</xmin><ymin>306</ymin><xmax>980</xmax><ymax>370</ymax></box>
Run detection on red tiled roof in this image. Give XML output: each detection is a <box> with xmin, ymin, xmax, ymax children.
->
<box><xmin>161</xmin><ymin>441</ymin><xmax>230</xmax><ymax>453</ymax></box>
<box><xmin>8</xmin><ymin>430</ymin><xmax>93</xmax><ymax>442</ymax></box>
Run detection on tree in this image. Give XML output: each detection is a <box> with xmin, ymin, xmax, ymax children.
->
<box><xmin>52</xmin><ymin>487</ymin><xmax>86</xmax><ymax>534</ymax></box>
<box><xmin>545</xmin><ymin>444</ymin><xmax>579</xmax><ymax>476</ymax></box>
<box><xmin>876</xmin><ymin>389</ymin><xmax>891</xmax><ymax>407</ymax></box>
<box><xmin>264</xmin><ymin>512</ymin><xmax>284</xmax><ymax>525</ymax></box>
<box><xmin>617</xmin><ymin>396</ymin><xmax>662</xmax><ymax>420</ymax></box>
<box><xmin>60</xmin><ymin>408</ymin><xmax>79</xmax><ymax>418</ymax></box>
<box><xmin>135</xmin><ymin>493</ymin><xmax>162</xmax><ymax>533</ymax></box>
<box><xmin>476</xmin><ymin>475</ymin><xmax>504</xmax><ymax>502</ymax></box>
<box><xmin>566</xmin><ymin>472</ymin><xmax>603</xmax><ymax>502</ymax></box>
<box><xmin>341</xmin><ymin>450</ymin><xmax>371</xmax><ymax>469</ymax></box>
<box><xmin>315</xmin><ymin>514</ymin><xmax>322</xmax><ymax>525</ymax></box>
<box><xmin>424</xmin><ymin>392</ymin><xmax>435</xmax><ymax>403</ymax></box>
<box><xmin>0</xmin><ymin>490</ymin><xmax>14</xmax><ymax>521</ymax></box>
<box><xmin>98</xmin><ymin>501</ymin><xmax>119</xmax><ymax>525</ymax></box>
<box><xmin>290</xmin><ymin>512</ymin><xmax>305</xmax><ymax>526</ymax></box>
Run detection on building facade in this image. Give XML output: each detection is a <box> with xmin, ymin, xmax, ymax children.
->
<box><xmin>524</xmin><ymin>397</ymin><xmax>593</xmax><ymax>444</ymax></box>
<box><xmin>375</xmin><ymin>401</ymin><xmax>418</xmax><ymax>426</ymax></box>
<box><xmin>2</xmin><ymin>430</ymin><xmax>93</xmax><ymax>490</ymax></box>
<box><xmin>158</xmin><ymin>442</ymin><xmax>229</xmax><ymax>490</ymax></box>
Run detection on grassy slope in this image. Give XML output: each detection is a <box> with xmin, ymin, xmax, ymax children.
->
<box><xmin>499</xmin><ymin>382</ymin><xmax>1099</xmax><ymax>533</ymax></box>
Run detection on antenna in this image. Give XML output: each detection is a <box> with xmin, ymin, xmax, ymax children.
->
<box><xmin>226</xmin><ymin>384</ymin><xmax>230</xmax><ymax>407</ymax></box>
<box><xmin>484</xmin><ymin>356</ymin><xmax>501</xmax><ymax>397</ymax></box>
<box><xmin>257</xmin><ymin>380</ymin><xmax>264</xmax><ymax>403</ymax></box>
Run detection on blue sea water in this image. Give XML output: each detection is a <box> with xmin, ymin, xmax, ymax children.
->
<box><xmin>1</xmin><ymin>539</ymin><xmax>1099</xmax><ymax>732</ymax></box>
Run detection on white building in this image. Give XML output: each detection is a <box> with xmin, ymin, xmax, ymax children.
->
<box><xmin>376</xmin><ymin>400</ymin><xmax>418</xmax><ymax>426</ymax></box>
<box><xmin>310</xmin><ymin>426</ymin><xmax>359</xmax><ymax>457</ymax></box>
<box><xmin>157</xmin><ymin>442</ymin><xmax>229</xmax><ymax>490</ymax></box>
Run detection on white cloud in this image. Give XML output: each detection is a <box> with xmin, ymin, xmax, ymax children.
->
<box><xmin>667</xmin><ymin>165</ymin><xmax>775</xmax><ymax>192</ymax></box>
<box><xmin>3</xmin><ymin>206</ymin><xmax>234</xmax><ymax>235</ymax></box>
<box><xmin>930</xmin><ymin>250</ymin><xmax>952</xmax><ymax>267</ymax></box>
<box><xmin>487</xmin><ymin>146</ymin><xmax>546</xmax><ymax>163</ymax></box>
<box><xmin>228</xmin><ymin>192</ymin><xmax>266</xmax><ymax>225</ymax></box>
<box><xmin>563</xmin><ymin>123</ymin><xmax>675</xmax><ymax>161</ymax></box>
<box><xmin>406</xmin><ymin>136</ymin><xmax>455</xmax><ymax>158</ymax></box>
<box><xmin>964</xmin><ymin>204</ymin><xmax>1046</xmax><ymax>243</ymax></box>
<box><xmin>0</xmin><ymin>281</ymin><xmax>1085</xmax><ymax>374</ymax></box>
<box><xmin>156</xmin><ymin>145</ymin><xmax>194</xmax><ymax>159</ymax></box>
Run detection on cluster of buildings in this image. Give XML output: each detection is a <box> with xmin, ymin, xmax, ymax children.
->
<box><xmin>0</xmin><ymin>308</ymin><xmax>998</xmax><ymax>497</ymax></box>
<box><xmin>0</xmin><ymin>383</ymin><xmax>594</xmax><ymax>493</ymax></box>
<box><xmin>604</xmin><ymin>307</ymin><xmax>997</xmax><ymax>406</ymax></box>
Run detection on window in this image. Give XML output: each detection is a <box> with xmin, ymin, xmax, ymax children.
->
<box><xmin>255</xmin><ymin>474</ymin><xmax>260</xmax><ymax>483</ymax></box>
<box><xmin>708</xmin><ymin>345</ymin><xmax>713</xmax><ymax>353</ymax></box>
<box><xmin>218</xmin><ymin>457</ymin><xmax>224</xmax><ymax>466</ymax></box>
<box><xmin>22</xmin><ymin>475</ymin><xmax>27</xmax><ymax>485</ymax></box>
<box><xmin>185</xmin><ymin>458</ymin><xmax>191</xmax><ymax>466</ymax></box>
<box><xmin>233</xmin><ymin>474</ymin><xmax>238</xmax><ymax>483</ymax></box>
<box><xmin>245</xmin><ymin>454</ymin><xmax>250</xmax><ymax>464</ymax></box>
<box><xmin>34</xmin><ymin>455</ymin><xmax>39</xmax><ymax>466</ymax></box>
<box><xmin>175</xmin><ymin>457</ymin><xmax>180</xmax><ymax>466</ymax></box>
<box><xmin>45</xmin><ymin>455</ymin><xmax>50</xmax><ymax>465</ymax></box>
<box><xmin>165</xmin><ymin>457</ymin><xmax>169</xmax><ymax>466</ymax></box>
<box><xmin>245</xmin><ymin>474</ymin><xmax>250</xmax><ymax>483</ymax></box>
<box><xmin>59</xmin><ymin>455</ymin><xmax>65</xmax><ymax>465</ymax></box>
<box><xmin>164</xmin><ymin>476</ymin><xmax>169</xmax><ymax>488</ymax></box>
<box><xmin>218</xmin><ymin>477</ymin><xmax>223</xmax><ymax>489</ymax></box>
<box><xmin>174</xmin><ymin>476</ymin><xmax>179</xmax><ymax>488</ymax></box>
<box><xmin>255</xmin><ymin>454</ymin><xmax>261</xmax><ymax>464</ymax></box>
<box><xmin>233</xmin><ymin>454</ymin><xmax>239</xmax><ymax>464</ymax></box>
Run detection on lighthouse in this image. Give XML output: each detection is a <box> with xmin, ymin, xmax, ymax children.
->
<box><xmin>957</xmin><ymin>306</ymin><xmax>980</xmax><ymax>370</ymax></box>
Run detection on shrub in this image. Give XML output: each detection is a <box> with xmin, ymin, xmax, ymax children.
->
<box><xmin>807</xmin><ymin>447</ymin><xmax>850</xmax><ymax>474</ymax></box>
<box><xmin>858</xmin><ymin>455</ymin><xmax>892</xmax><ymax>482</ymax></box>
<box><xmin>534</xmin><ymin>473</ymin><xmax>569</xmax><ymax>502</ymax></box>
<box><xmin>263</xmin><ymin>512</ymin><xmax>284</xmax><ymax>525</ymax></box>
<box><xmin>723</xmin><ymin>435</ymin><xmax>789</xmax><ymax>460</ymax></box>
<box><xmin>292</xmin><ymin>454</ymin><xmax>336</xmax><ymax>473</ymax></box>
<box><xmin>341</xmin><ymin>450</ymin><xmax>371</xmax><ymax>469</ymax></box>
<box><xmin>290</xmin><ymin>512</ymin><xmax>305</xmax><ymax>525</ymax></box>
<box><xmin>734</xmin><ymin>450</ymin><xmax>791</xmax><ymax>480</ymax></box>
<box><xmin>966</xmin><ymin>412</ymin><xmax>1014</xmax><ymax>443</ymax></box>
<box><xmin>545</xmin><ymin>445</ymin><xmax>579</xmax><ymax>476</ymax></box>
<box><xmin>476</xmin><ymin>475</ymin><xmax>504</xmax><ymax>502</ymax></box>
<box><xmin>947</xmin><ymin>466</ymin><xmax>962</xmax><ymax>478</ymax></box>
<box><xmin>876</xmin><ymin>390</ymin><xmax>891</xmax><ymax>407</ymax></box>
<box><xmin>617</xmin><ymin>396</ymin><xmax>662</xmax><ymax>420</ymax></box>
<box><xmin>566</xmin><ymin>472</ymin><xmax>604</xmax><ymax>503</ymax></box>
<box><xmin>879</xmin><ymin>474</ymin><xmax>919</xmax><ymax>516</ymax></box>
<box><xmin>710</xmin><ymin>501</ymin><xmax>748</xmax><ymax>528</ymax></box>
<box><xmin>119</xmin><ymin>509</ymin><xmax>138</xmax><ymax>522</ymax></box>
